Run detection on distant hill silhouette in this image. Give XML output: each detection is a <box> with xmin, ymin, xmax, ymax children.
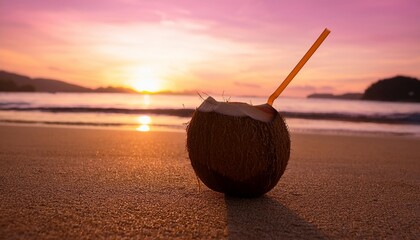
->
<box><xmin>307</xmin><ymin>93</ymin><xmax>362</xmax><ymax>100</ymax></box>
<box><xmin>307</xmin><ymin>76</ymin><xmax>420</xmax><ymax>102</ymax></box>
<box><xmin>0</xmin><ymin>79</ymin><xmax>35</xmax><ymax>92</ymax></box>
<box><xmin>0</xmin><ymin>69</ymin><xmax>200</xmax><ymax>95</ymax></box>
<box><xmin>362</xmin><ymin>76</ymin><xmax>420</xmax><ymax>102</ymax></box>
<box><xmin>0</xmin><ymin>70</ymin><xmax>144</xmax><ymax>93</ymax></box>
<box><xmin>94</xmin><ymin>86</ymin><xmax>137</xmax><ymax>93</ymax></box>
<box><xmin>0</xmin><ymin>70</ymin><xmax>91</xmax><ymax>92</ymax></box>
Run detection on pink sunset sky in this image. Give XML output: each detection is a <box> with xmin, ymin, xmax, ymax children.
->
<box><xmin>1</xmin><ymin>0</ymin><xmax>419</xmax><ymax>97</ymax></box>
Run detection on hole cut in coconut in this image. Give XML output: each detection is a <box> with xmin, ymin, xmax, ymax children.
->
<box><xmin>197</xmin><ymin>96</ymin><xmax>278</xmax><ymax>122</ymax></box>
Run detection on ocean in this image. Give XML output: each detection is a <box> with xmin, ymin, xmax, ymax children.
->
<box><xmin>0</xmin><ymin>93</ymin><xmax>419</xmax><ymax>136</ymax></box>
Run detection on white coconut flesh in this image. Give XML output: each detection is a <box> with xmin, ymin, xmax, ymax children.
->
<box><xmin>197</xmin><ymin>96</ymin><xmax>277</xmax><ymax>122</ymax></box>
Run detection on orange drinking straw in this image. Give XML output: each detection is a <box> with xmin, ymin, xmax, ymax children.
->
<box><xmin>267</xmin><ymin>28</ymin><xmax>331</xmax><ymax>106</ymax></box>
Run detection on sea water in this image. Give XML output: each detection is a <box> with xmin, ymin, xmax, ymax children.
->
<box><xmin>0</xmin><ymin>93</ymin><xmax>419</xmax><ymax>136</ymax></box>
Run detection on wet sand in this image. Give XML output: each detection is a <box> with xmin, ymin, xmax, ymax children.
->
<box><xmin>0</xmin><ymin>125</ymin><xmax>419</xmax><ymax>239</ymax></box>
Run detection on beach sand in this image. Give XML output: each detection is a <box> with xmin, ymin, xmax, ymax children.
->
<box><xmin>0</xmin><ymin>125</ymin><xmax>419</xmax><ymax>239</ymax></box>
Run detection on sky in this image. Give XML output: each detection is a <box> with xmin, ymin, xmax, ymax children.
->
<box><xmin>1</xmin><ymin>0</ymin><xmax>419</xmax><ymax>97</ymax></box>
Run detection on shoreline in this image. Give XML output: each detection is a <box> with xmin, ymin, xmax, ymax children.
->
<box><xmin>1</xmin><ymin>121</ymin><xmax>419</xmax><ymax>138</ymax></box>
<box><xmin>0</xmin><ymin>125</ymin><xmax>419</xmax><ymax>239</ymax></box>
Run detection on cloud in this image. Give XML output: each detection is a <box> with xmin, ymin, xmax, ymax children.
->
<box><xmin>233</xmin><ymin>81</ymin><xmax>261</xmax><ymax>88</ymax></box>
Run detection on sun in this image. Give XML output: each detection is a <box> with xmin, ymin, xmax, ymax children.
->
<box><xmin>128</xmin><ymin>67</ymin><xmax>163</xmax><ymax>92</ymax></box>
<box><xmin>131</xmin><ymin>79</ymin><xmax>161</xmax><ymax>92</ymax></box>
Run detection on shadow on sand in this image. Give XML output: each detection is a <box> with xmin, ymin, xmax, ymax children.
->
<box><xmin>225</xmin><ymin>196</ymin><xmax>329</xmax><ymax>239</ymax></box>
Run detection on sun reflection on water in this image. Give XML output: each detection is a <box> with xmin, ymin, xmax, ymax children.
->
<box><xmin>137</xmin><ymin>124</ymin><xmax>150</xmax><ymax>132</ymax></box>
<box><xmin>143</xmin><ymin>94</ymin><xmax>151</xmax><ymax>106</ymax></box>
<box><xmin>136</xmin><ymin>115</ymin><xmax>152</xmax><ymax>132</ymax></box>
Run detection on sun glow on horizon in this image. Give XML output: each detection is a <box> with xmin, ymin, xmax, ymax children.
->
<box><xmin>128</xmin><ymin>67</ymin><xmax>163</xmax><ymax>93</ymax></box>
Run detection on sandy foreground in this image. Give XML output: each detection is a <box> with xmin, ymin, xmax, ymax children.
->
<box><xmin>0</xmin><ymin>125</ymin><xmax>419</xmax><ymax>239</ymax></box>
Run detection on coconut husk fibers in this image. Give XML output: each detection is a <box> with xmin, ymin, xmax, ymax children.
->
<box><xmin>186</xmin><ymin>110</ymin><xmax>290</xmax><ymax>197</ymax></box>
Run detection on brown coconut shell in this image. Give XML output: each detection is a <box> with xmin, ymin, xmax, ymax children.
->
<box><xmin>186</xmin><ymin>109</ymin><xmax>290</xmax><ymax>197</ymax></box>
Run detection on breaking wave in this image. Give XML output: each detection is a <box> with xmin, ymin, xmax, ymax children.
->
<box><xmin>1</xmin><ymin>106</ymin><xmax>419</xmax><ymax>124</ymax></box>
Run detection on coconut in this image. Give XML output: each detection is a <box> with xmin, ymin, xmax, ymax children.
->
<box><xmin>187</xmin><ymin>97</ymin><xmax>290</xmax><ymax>197</ymax></box>
<box><xmin>186</xmin><ymin>28</ymin><xmax>330</xmax><ymax>197</ymax></box>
